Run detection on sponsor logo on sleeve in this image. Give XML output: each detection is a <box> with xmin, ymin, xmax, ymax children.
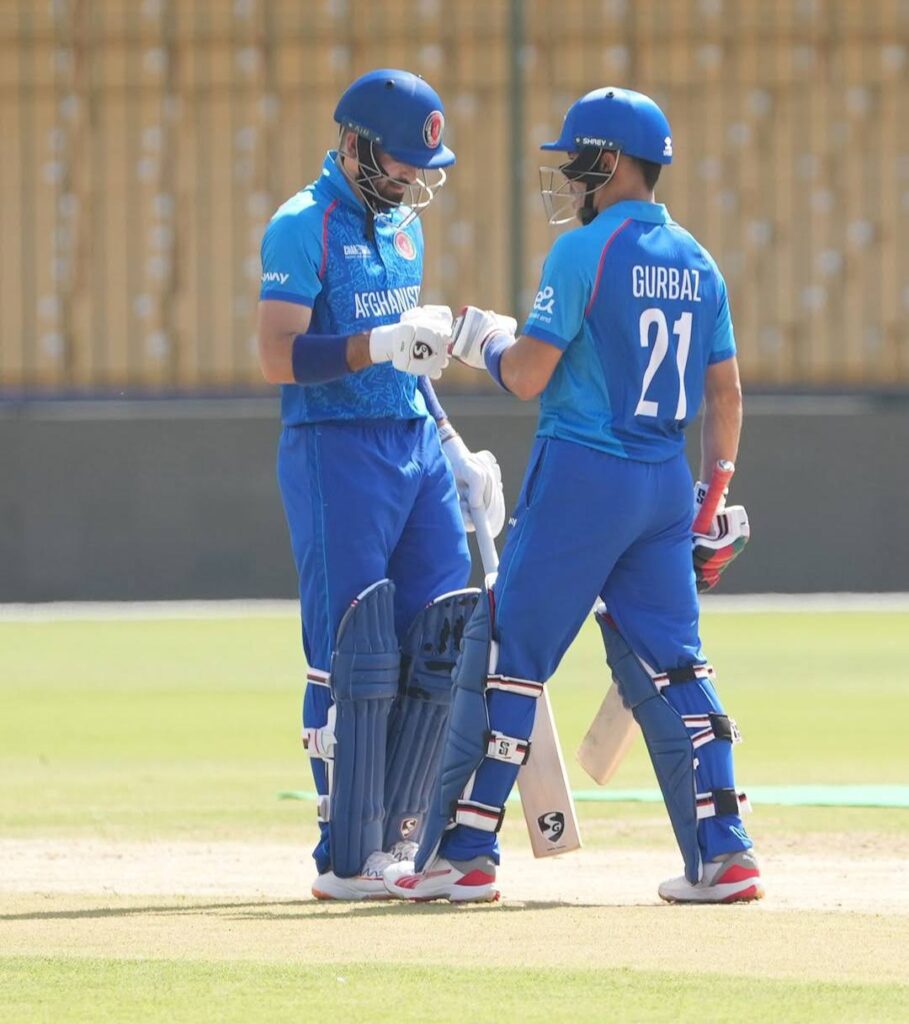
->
<box><xmin>530</xmin><ymin>284</ymin><xmax>555</xmax><ymax>320</ymax></box>
<box><xmin>261</xmin><ymin>271</ymin><xmax>290</xmax><ymax>285</ymax></box>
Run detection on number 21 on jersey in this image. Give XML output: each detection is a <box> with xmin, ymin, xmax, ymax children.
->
<box><xmin>634</xmin><ymin>308</ymin><xmax>693</xmax><ymax>420</ymax></box>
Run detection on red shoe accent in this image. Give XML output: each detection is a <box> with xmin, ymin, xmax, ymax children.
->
<box><xmin>722</xmin><ymin>883</ymin><xmax>763</xmax><ymax>903</ymax></box>
<box><xmin>717</xmin><ymin>864</ymin><xmax>760</xmax><ymax>885</ymax></box>
<box><xmin>457</xmin><ymin>869</ymin><xmax>496</xmax><ymax>887</ymax></box>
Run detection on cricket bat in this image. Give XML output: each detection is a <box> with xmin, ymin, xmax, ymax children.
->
<box><xmin>471</xmin><ymin>505</ymin><xmax>582</xmax><ymax>858</ymax></box>
<box><xmin>576</xmin><ymin>460</ymin><xmax>735</xmax><ymax>785</ymax></box>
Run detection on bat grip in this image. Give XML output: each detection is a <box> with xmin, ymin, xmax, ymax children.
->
<box><xmin>470</xmin><ymin>504</ymin><xmax>500</xmax><ymax>574</ymax></box>
<box><xmin>692</xmin><ymin>459</ymin><xmax>735</xmax><ymax>535</ymax></box>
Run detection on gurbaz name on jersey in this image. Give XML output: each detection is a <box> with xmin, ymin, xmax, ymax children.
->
<box><xmin>354</xmin><ymin>285</ymin><xmax>421</xmax><ymax>319</ymax></box>
<box><xmin>632</xmin><ymin>265</ymin><xmax>702</xmax><ymax>302</ymax></box>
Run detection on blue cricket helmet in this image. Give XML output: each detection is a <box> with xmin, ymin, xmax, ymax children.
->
<box><xmin>541</xmin><ymin>87</ymin><xmax>673</xmax><ymax>165</ymax></box>
<box><xmin>334</xmin><ymin>68</ymin><xmax>455</xmax><ymax>169</ymax></box>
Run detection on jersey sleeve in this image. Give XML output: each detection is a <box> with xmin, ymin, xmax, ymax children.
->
<box><xmin>708</xmin><ymin>272</ymin><xmax>737</xmax><ymax>364</ymax></box>
<box><xmin>259</xmin><ymin>212</ymin><xmax>323</xmax><ymax>307</ymax></box>
<box><xmin>521</xmin><ymin>233</ymin><xmax>591</xmax><ymax>350</ymax></box>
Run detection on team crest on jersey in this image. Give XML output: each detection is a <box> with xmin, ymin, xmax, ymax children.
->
<box><xmin>394</xmin><ymin>230</ymin><xmax>417</xmax><ymax>261</ymax></box>
<box><xmin>423</xmin><ymin>110</ymin><xmax>444</xmax><ymax>149</ymax></box>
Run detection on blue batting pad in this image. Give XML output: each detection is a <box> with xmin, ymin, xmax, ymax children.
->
<box><xmin>384</xmin><ymin>589</ymin><xmax>480</xmax><ymax>849</ymax></box>
<box><xmin>415</xmin><ymin>592</ymin><xmax>492</xmax><ymax>872</ymax></box>
<box><xmin>329</xmin><ymin>579</ymin><xmax>400</xmax><ymax>877</ymax></box>
<box><xmin>598</xmin><ymin>614</ymin><xmax>702</xmax><ymax>883</ymax></box>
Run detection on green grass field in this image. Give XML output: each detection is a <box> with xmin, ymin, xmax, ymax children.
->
<box><xmin>2</xmin><ymin>610</ymin><xmax>908</xmax><ymax>1022</ymax></box>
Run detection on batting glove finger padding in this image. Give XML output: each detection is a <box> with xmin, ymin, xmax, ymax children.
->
<box><xmin>451</xmin><ymin>306</ymin><xmax>518</xmax><ymax>370</ymax></box>
<box><xmin>369</xmin><ymin>314</ymin><xmax>452</xmax><ymax>379</ymax></box>
<box><xmin>442</xmin><ymin>436</ymin><xmax>506</xmax><ymax>537</ymax></box>
<box><xmin>692</xmin><ymin>505</ymin><xmax>750</xmax><ymax>592</ymax></box>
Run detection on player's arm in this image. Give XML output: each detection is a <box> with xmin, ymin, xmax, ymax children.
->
<box><xmin>495</xmin><ymin>335</ymin><xmax>564</xmax><ymax>399</ymax></box>
<box><xmin>256</xmin><ymin>299</ymin><xmax>369</xmax><ymax>384</ymax></box>
<box><xmin>451</xmin><ymin>314</ymin><xmax>565</xmax><ymax>400</ymax></box>
<box><xmin>451</xmin><ymin>235</ymin><xmax>584</xmax><ymax>399</ymax></box>
<box><xmin>699</xmin><ymin>355</ymin><xmax>742</xmax><ymax>478</ymax></box>
<box><xmin>256</xmin><ymin>299</ymin><xmax>452</xmax><ymax>385</ymax></box>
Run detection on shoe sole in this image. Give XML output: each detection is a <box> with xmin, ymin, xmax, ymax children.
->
<box><xmin>399</xmin><ymin>888</ymin><xmax>501</xmax><ymax>904</ymax></box>
<box><xmin>659</xmin><ymin>880</ymin><xmax>765</xmax><ymax>904</ymax></box>
<box><xmin>311</xmin><ymin>884</ymin><xmax>393</xmax><ymax>901</ymax></box>
<box><xmin>311</xmin><ymin>885</ymin><xmax>392</xmax><ymax>901</ymax></box>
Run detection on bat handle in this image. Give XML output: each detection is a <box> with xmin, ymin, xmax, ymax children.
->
<box><xmin>470</xmin><ymin>504</ymin><xmax>500</xmax><ymax>575</ymax></box>
<box><xmin>692</xmin><ymin>459</ymin><xmax>735</xmax><ymax>535</ymax></box>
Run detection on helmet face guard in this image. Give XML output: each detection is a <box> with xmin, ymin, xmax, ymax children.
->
<box><xmin>348</xmin><ymin>131</ymin><xmax>447</xmax><ymax>227</ymax></box>
<box><xmin>539</xmin><ymin>146</ymin><xmax>619</xmax><ymax>225</ymax></box>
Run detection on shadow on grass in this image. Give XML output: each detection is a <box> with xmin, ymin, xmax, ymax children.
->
<box><xmin>1</xmin><ymin>897</ymin><xmax>632</xmax><ymax>922</ymax></box>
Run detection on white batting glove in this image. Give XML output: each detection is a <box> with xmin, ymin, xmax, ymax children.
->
<box><xmin>441</xmin><ymin>434</ymin><xmax>506</xmax><ymax>538</ymax></box>
<box><xmin>369</xmin><ymin>305</ymin><xmax>453</xmax><ymax>380</ymax></box>
<box><xmin>451</xmin><ymin>306</ymin><xmax>517</xmax><ymax>370</ymax></box>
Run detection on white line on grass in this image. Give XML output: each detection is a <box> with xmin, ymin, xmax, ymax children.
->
<box><xmin>1</xmin><ymin>593</ymin><xmax>909</xmax><ymax>622</ymax></box>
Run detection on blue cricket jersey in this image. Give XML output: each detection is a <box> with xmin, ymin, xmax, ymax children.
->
<box><xmin>522</xmin><ymin>200</ymin><xmax>736</xmax><ymax>462</ymax></box>
<box><xmin>259</xmin><ymin>152</ymin><xmax>428</xmax><ymax>425</ymax></box>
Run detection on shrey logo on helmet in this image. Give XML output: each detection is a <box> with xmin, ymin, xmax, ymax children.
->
<box><xmin>423</xmin><ymin>110</ymin><xmax>444</xmax><ymax>149</ymax></box>
<box><xmin>394</xmin><ymin>230</ymin><xmax>417</xmax><ymax>261</ymax></box>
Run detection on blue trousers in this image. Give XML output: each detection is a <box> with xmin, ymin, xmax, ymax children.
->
<box><xmin>440</xmin><ymin>437</ymin><xmax>751</xmax><ymax>864</ymax></box>
<box><xmin>277</xmin><ymin>416</ymin><xmax>471</xmax><ymax>871</ymax></box>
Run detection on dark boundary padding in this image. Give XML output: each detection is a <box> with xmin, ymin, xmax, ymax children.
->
<box><xmin>1</xmin><ymin>395</ymin><xmax>906</xmax><ymax>601</ymax></box>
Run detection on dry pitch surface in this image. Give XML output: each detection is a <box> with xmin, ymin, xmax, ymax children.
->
<box><xmin>3</xmin><ymin>828</ymin><xmax>908</xmax><ymax>985</ymax></box>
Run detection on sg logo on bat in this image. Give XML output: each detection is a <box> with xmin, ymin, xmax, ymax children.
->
<box><xmin>537</xmin><ymin>811</ymin><xmax>565</xmax><ymax>842</ymax></box>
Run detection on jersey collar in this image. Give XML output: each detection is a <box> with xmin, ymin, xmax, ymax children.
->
<box><xmin>603</xmin><ymin>199</ymin><xmax>671</xmax><ymax>223</ymax></box>
<box><xmin>316</xmin><ymin>151</ymin><xmax>366</xmax><ymax>212</ymax></box>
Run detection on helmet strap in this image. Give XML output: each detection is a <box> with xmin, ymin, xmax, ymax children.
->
<box><xmin>561</xmin><ymin>146</ymin><xmax>619</xmax><ymax>224</ymax></box>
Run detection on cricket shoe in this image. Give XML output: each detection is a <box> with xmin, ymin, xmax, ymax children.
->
<box><xmin>311</xmin><ymin>851</ymin><xmax>395</xmax><ymax>901</ymax></box>
<box><xmin>658</xmin><ymin>848</ymin><xmax>764</xmax><ymax>904</ymax></box>
<box><xmin>383</xmin><ymin>854</ymin><xmax>499</xmax><ymax>903</ymax></box>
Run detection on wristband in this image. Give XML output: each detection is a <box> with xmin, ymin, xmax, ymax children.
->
<box><xmin>482</xmin><ymin>331</ymin><xmax>514</xmax><ymax>393</ymax></box>
<box><xmin>291</xmin><ymin>333</ymin><xmax>350</xmax><ymax>385</ymax></box>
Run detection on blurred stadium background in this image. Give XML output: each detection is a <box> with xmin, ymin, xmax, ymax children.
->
<box><xmin>2</xmin><ymin>0</ymin><xmax>908</xmax><ymax>599</ymax></box>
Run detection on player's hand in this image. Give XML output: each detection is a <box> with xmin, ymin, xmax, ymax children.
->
<box><xmin>692</xmin><ymin>505</ymin><xmax>750</xmax><ymax>592</ymax></box>
<box><xmin>369</xmin><ymin>306</ymin><xmax>453</xmax><ymax>379</ymax></box>
<box><xmin>441</xmin><ymin>434</ymin><xmax>506</xmax><ymax>537</ymax></box>
<box><xmin>451</xmin><ymin>306</ymin><xmax>517</xmax><ymax>370</ymax></box>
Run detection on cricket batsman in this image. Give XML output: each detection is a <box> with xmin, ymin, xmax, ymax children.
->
<box><xmin>256</xmin><ymin>69</ymin><xmax>505</xmax><ymax>900</ymax></box>
<box><xmin>386</xmin><ymin>87</ymin><xmax>761</xmax><ymax>903</ymax></box>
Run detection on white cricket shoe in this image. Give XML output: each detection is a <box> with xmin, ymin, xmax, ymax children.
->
<box><xmin>383</xmin><ymin>854</ymin><xmax>499</xmax><ymax>903</ymax></box>
<box><xmin>311</xmin><ymin>851</ymin><xmax>394</xmax><ymax>901</ymax></box>
<box><xmin>658</xmin><ymin>848</ymin><xmax>764</xmax><ymax>904</ymax></box>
